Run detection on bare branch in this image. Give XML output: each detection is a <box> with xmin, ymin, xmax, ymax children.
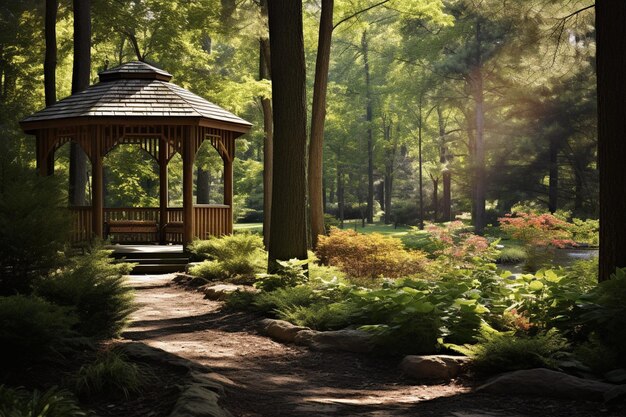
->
<box><xmin>333</xmin><ymin>0</ymin><xmax>390</xmax><ymax>30</ymax></box>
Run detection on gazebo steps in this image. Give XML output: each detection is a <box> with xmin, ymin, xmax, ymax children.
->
<box><xmin>109</xmin><ymin>245</ymin><xmax>189</xmax><ymax>274</ymax></box>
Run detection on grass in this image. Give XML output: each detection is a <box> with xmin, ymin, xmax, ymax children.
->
<box><xmin>233</xmin><ymin>223</ymin><xmax>263</xmax><ymax>233</ymax></box>
<box><xmin>234</xmin><ymin>221</ymin><xmax>414</xmax><ymax>238</ymax></box>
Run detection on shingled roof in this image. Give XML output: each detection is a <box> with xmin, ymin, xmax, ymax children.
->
<box><xmin>20</xmin><ymin>61</ymin><xmax>252</xmax><ymax>132</ymax></box>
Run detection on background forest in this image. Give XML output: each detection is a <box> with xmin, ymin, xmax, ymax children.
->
<box><xmin>0</xmin><ymin>0</ymin><xmax>597</xmax><ymax>229</ymax></box>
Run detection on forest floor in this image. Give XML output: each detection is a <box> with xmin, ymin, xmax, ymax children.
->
<box><xmin>123</xmin><ymin>274</ymin><xmax>618</xmax><ymax>417</ymax></box>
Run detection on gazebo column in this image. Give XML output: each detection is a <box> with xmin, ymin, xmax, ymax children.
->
<box><xmin>35</xmin><ymin>130</ymin><xmax>54</xmax><ymax>176</ymax></box>
<box><xmin>224</xmin><ymin>155</ymin><xmax>233</xmax><ymax>235</ymax></box>
<box><xmin>92</xmin><ymin>127</ymin><xmax>104</xmax><ymax>239</ymax></box>
<box><xmin>182</xmin><ymin>127</ymin><xmax>195</xmax><ymax>247</ymax></box>
<box><xmin>159</xmin><ymin>135</ymin><xmax>168</xmax><ymax>244</ymax></box>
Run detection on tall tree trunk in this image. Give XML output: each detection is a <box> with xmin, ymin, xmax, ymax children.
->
<box><xmin>382</xmin><ymin>117</ymin><xmax>395</xmax><ymax>225</ymax></box>
<box><xmin>259</xmin><ymin>0</ymin><xmax>273</xmax><ymax>248</ymax></box>
<box><xmin>548</xmin><ymin>136</ymin><xmax>559</xmax><ymax>213</ymax></box>
<box><xmin>337</xmin><ymin>160</ymin><xmax>345</xmax><ymax>224</ymax></box>
<box><xmin>597</xmin><ymin>0</ymin><xmax>626</xmax><ymax>282</ymax></box>
<box><xmin>362</xmin><ymin>31</ymin><xmax>374</xmax><ymax>224</ymax></box>
<box><xmin>432</xmin><ymin>175</ymin><xmax>439</xmax><ymax>222</ymax></box>
<box><xmin>69</xmin><ymin>0</ymin><xmax>91</xmax><ymax>207</ymax></box>
<box><xmin>197</xmin><ymin>167</ymin><xmax>210</xmax><ymax>204</ymax></box>
<box><xmin>418</xmin><ymin>97</ymin><xmax>425</xmax><ymax>230</ymax></box>
<box><xmin>471</xmin><ymin>20</ymin><xmax>486</xmax><ymax>235</ymax></box>
<box><xmin>309</xmin><ymin>0</ymin><xmax>334</xmax><ymax>247</ymax></box>
<box><xmin>267</xmin><ymin>0</ymin><xmax>308</xmax><ymax>271</ymax></box>
<box><xmin>438</xmin><ymin>106</ymin><xmax>452</xmax><ymax>222</ymax></box>
<box><xmin>44</xmin><ymin>0</ymin><xmax>58</xmax><ymax>107</ymax></box>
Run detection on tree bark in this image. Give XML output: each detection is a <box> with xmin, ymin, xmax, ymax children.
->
<box><xmin>267</xmin><ymin>0</ymin><xmax>308</xmax><ymax>271</ymax></box>
<box><xmin>337</xmin><ymin>160</ymin><xmax>345</xmax><ymax>224</ymax></box>
<box><xmin>260</xmin><ymin>0</ymin><xmax>273</xmax><ymax>248</ymax></box>
<box><xmin>432</xmin><ymin>176</ymin><xmax>439</xmax><ymax>222</ymax></box>
<box><xmin>197</xmin><ymin>167</ymin><xmax>210</xmax><ymax>204</ymax></box>
<box><xmin>44</xmin><ymin>0</ymin><xmax>58</xmax><ymax>107</ymax></box>
<box><xmin>597</xmin><ymin>0</ymin><xmax>626</xmax><ymax>282</ymax></box>
<box><xmin>548</xmin><ymin>135</ymin><xmax>559</xmax><ymax>213</ymax></box>
<box><xmin>418</xmin><ymin>97</ymin><xmax>425</xmax><ymax>230</ymax></box>
<box><xmin>471</xmin><ymin>20</ymin><xmax>486</xmax><ymax>235</ymax></box>
<box><xmin>362</xmin><ymin>31</ymin><xmax>374</xmax><ymax>224</ymax></box>
<box><xmin>309</xmin><ymin>0</ymin><xmax>334</xmax><ymax>248</ymax></box>
<box><xmin>438</xmin><ymin>106</ymin><xmax>452</xmax><ymax>222</ymax></box>
<box><xmin>69</xmin><ymin>0</ymin><xmax>91</xmax><ymax>207</ymax></box>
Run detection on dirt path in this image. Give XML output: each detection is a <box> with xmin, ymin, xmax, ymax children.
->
<box><xmin>123</xmin><ymin>275</ymin><xmax>614</xmax><ymax>417</ymax></box>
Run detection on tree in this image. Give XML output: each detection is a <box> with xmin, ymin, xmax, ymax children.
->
<box><xmin>267</xmin><ymin>0</ymin><xmax>308</xmax><ymax>271</ymax></box>
<box><xmin>44</xmin><ymin>0</ymin><xmax>58</xmax><ymax>107</ymax></box>
<box><xmin>259</xmin><ymin>0</ymin><xmax>273</xmax><ymax>248</ymax></box>
<box><xmin>308</xmin><ymin>0</ymin><xmax>334</xmax><ymax>248</ymax></box>
<box><xmin>596</xmin><ymin>0</ymin><xmax>626</xmax><ymax>281</ymax></box>
<box><xmin>69</xmin><ymin>0</ymin><xmax>91</xmax><ymax>206</ymax></box>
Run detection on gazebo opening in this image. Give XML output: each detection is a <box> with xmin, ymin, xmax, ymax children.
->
<box><xmin>54</xmin><ymin>141</ymin><xmax>92</xmax><ymax>206</ymax></box>
<box><xmin>20</xmin><ymin>61</ymin><xmax>251</xmax><ymax>247</ymax></box>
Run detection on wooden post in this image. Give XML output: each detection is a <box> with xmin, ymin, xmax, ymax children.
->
<box><xmin>182</xmin><ymin>126</ymin><xmax>195</xmax><ymax>247</ymax></box>
<box><xmin>92</xmin><ymin>126</ymin><xmax>104</xmax><ymax>239</ymax></box>
<box><xmin>36</xmin><ymin>130</ymin><xmax>54</xmax><ymax>176</ymax></box>
<box><xmin>224</xmin><ymin>141</ymin><xmax>234</xmax><ymax>235</ymax></box>
<box><xmin>159</xmin><ymin>134</ymin><xmax>168</xmax><ymax>244</ymax></box>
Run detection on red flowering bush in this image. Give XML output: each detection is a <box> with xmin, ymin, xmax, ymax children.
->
<box><xmin>424</xmin><ymin>221</ymin><xmax>496</xmax><ymax>266</ymax></box>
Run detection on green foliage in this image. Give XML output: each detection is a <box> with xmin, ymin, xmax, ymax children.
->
<box><xmin>36</xmin><ymin>247</ymin><xmax>135</xmax><ymax>339</ymax></box>
<box><xmin>316</xmin><ymin>228</ymin><xmax>428</xmax><ymax>279</ymax></box>
<box><xmin>323</xmin><ymin>213</ymin><xmax>341</xmax><ymax>232</ymax></box>
<box><xmin>255</xmin><ymin>258</ymin><xmax>309</xmax><ymax>291</ymax></box>
<box><xmin>448</xmin><ymin>325</ymin><xmax>570</xmax><ymax>375</ymax></box>
<box><xmin>74</xmin><ymin>349</ymin><xmax>148</xmax><ymax>399</ymax></box>
<box><xmin>276</xmin><ymin>302</ymin><xmax>355</xmax><ymax>330</ymax></box>
<box><xmin>567</xmin><ymin>218</ymin><xmax>599</xmax><ymax>246</ymax></box>
<box><xmin>0</xmin><ymin>158</ymin><xmax>70</xmax><ymax>295</ymax></box>
<box><xmin>0</xmin><ymin>385</ymin><xmax>85</xmax><ymax>417</ymax></box>
<box><xmin>188</xmin><ymin>234</ymin><xmax>266</xmax><ymax>281</ymax></box>
<box><xmin>496</xmin><ymin>246</ymin><xmax>527</xmax><ymax>264</ymax></box>
<box><xmin>0</xmin><ymin>295</ymin><xmax>76</xmax><ymax>367</ymax></box>
<box><xmin>252</xmin><ymin>285</ymin><xmax>318</xmax><ymax>315</ymax></box>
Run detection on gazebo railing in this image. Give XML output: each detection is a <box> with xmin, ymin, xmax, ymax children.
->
<box><xmin>68</xmin><ymin>205</ymin><xmax>231</xmax><ymax>244</ymax></box>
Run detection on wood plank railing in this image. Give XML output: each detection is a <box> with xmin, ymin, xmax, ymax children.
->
<box><xmin>68</xmin><ymin>205</ymin><xmax>231</xmax><ymax>244</ymax></box>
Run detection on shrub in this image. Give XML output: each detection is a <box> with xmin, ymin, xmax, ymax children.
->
<box><xmin>0</xmin><ymin>295</ymin><xmax>76</xmax><ymax>367</ymax></box>
<box><xmin>36</xmin><ymin>247</ymin><xmax>135</xmax><ymax>339</ymax></box>
<box><xmin>255</xmin><ymin>258</ymin><xmax>309</xmax><ymax>291</ymax></box>
<box><xmin>252</xmin><ymin>285</ymin><xmax>318</xmax><ymax>314</ymax></box>
<box><xmin>316</xmin><ymin>228</ymin><xmax>427</xmax><ymax>279</ymax></box>
<box><xmin>323</xmin><ymin>213</ymin><xmax>341</xmax><ymax>232</ymax></box>
<box><xmin>189</xmin><ymin>260</ymin><xmax>227</xmax><ymax>281</ymax></box>
<box><xmin>497</xmin><ymin>247</ymin><xmax>527</xmax><ymax>264</ymax></box>
<box><xmin>276</xmin><ymin>302</ymin><xmax>355</xmax><ymax>330</ymax></box>
<box><xmin>449</xmin><ymin>325</ymin><xmax>570</xmax><ymax>375</ymax></box>
<box><xmin>0</xmin><ymin>385</ymin><xmax>85</xmax><ymax>417</ymax></box>
<box><xmin>74</xmin><ymin>349</ymin><xmax>148</xmax><ymax>399</ymax></box>
<box><xmin>566</xmin><ymin>218</ymin><xmax>599</xmax><ymax>246</ymax></box>
<box><xmin>0</xmin><ymin>160</ymin><xmax>70</xmax><ymax>295</ymax></box>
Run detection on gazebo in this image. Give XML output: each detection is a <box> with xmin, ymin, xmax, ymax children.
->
<box><xmin>20</xmin><ymin>61</ymin><xmax>251</xmax><ymax>247</ymax></box>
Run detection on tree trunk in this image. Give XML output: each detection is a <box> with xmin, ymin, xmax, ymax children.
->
<box><xmin>471</xmin><ymin>20</ymin><xmax>486</xmax><ymax>235</ymax></box>
<box><xmin>362</xmin><ymin>31</ymin><xmax>374</xmax><ymax>224</ymax></box>
<box><xmin>259</xmin><ymin>0</ymin><xmax>273</xmax><ymax>248</ymax></box>
<box><xmin>437</xmin><ymin>106</ymin><xmax>452</xmax><ymax>222</ymax></box>
<box><xmin>309</xmin><ymin>0</ymin><xmax>334</xmax><ymax>248</ymax></box>
<box><xmin>432</xmin><ymin>176</ymin><xmax>439</xmax><ymax>222</ymax></box>
<box><xmin>418</xmin><ymin>97</ymin><xmax>425</xmax><ymax>230</ymax></box>
<box><xmin>597</xmin><ymin>0</ymin><xmax>626</xmax><ymax>282</ymax></box>
<box><xmin>69</xmin><ymin>0</ymin><xmax>91</xmax><ymax>207</ymax></box>
<box><xmin>548</xmin><ymin>136</ymin><xmax>559</xmax><ymax>213</ymax></box>
<box><xmin>44</xmin><ymin>0</ymin><xmax>58</xmax><ymax>107</ymax></box>
<box><xmin>197</xmin><ymin>167</ymin><xmax>210</xmax><ymax>204</ymax></box>
<box><xmin>267</xmin><ymin>0</ymin><xmax>308</xmax><ymax>271</ymax></box>
<box><xmin>337</xmin><ymin>162</ymin><xmax>345</xmax><ymax>224</ymax></box>
<box><xmin>382</xmin><ymin>117</ymin><xmax>395</xmax><ymax>225</ymax></box>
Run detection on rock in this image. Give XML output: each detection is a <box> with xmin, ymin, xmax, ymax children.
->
<box><xmin>169</xmin><ymin>384</ymin><xmax>233</xmax><ymax>417</ymax></box>
<box><xmin>296</xmin><ymin>329</ymin><xmax>375</xmax><ymax>353</ymax></box>
<box><xmin>260</xmin><ymin>319</ymin><xmax>310</xmax><ymax>343</ymax></box>
<box><xmin>120</xmin><ymin>342</ymin><xmax>210</xmax><ymax>373</ymax></box>
<box><xmin>477</xmin><ymin>368</ymin><xmax>616</xmax><ymax>401</ymax></box>
<box><xmin>604</xmin><ymin>384</ymin><xmax>626</xmax><ymax>404</ymax></box>
<box><xmin>605</xmin><ymin>368</ymin><xmax>626</xmax><ymax>384</ymax></box>
<box><xmin>203</xmin><ymin>284</ymin><xmax>241</xmax><ymax>300</ymax></box>
<box><xmin>172</xmin><ymin>273</ymin><xmax>194</xmax><ymax>284</ymax></box>
<box><xmin>400</xmin><ymin>355</ymin><xmax>469</xmax><ymax>380</ymax></box>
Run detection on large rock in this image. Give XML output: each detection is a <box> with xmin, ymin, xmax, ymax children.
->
<box><xmin>169</xmin><ymin>384</ymin><xmax>233</xmax><ymax>417</ymax></box>
<box><xmin>202</xmin><ymin>284</ymin><xmax>241</xmax><ymax>300</ymax></box>
<box><xmin>295</xmin><ymin>328</ymin><xmax>375</xmax><ymax>353</ymax></box>
<box><xmin>400</xmin><ymin>355</ymin><xmax>470</xmax><ymax>380</ymax></box>
<box><xmin>477</xmin><ymin>368</ymin><xmax>616</xmax><ymax>401</ymax></box>
<box><xmin>259</xmin><ymin>319</ymin><xmax>310</xmax><ymax>343</ymax></box>
<box><xmin>120</xmin><ymin>342</ymin><xmax>210</xmax><ymax>373</ymax></box>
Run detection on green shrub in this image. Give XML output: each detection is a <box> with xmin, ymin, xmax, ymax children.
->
<box><xmin>316</xmin><ymin>228</ymin><xmax>428</xmax><ymax>279</ymax></box>
<box><xmin>276</xmin><ymin>302</ymin><xmax>355</xmax><ymax>330</ymax></box>
<box><xmin>224</xmin><ymin>290</ymin><xmax>258</xmax><ymax>311</ymax></box>
<box><xmin>36</xmin><ymin>247</ymin><xmax>135</xmax><ymax>339</ymax></box>
<box><xmin>0</xmin><ymin>160</ymin><xmax>70</xmax><ymax>295</ymax></box>
<box><xmin>189</xmin><ymin>260</ymin><xmax>227</xmax><ymax>280</ymax></box>
<box><xmin>0</xmin><ymin>385</ymin><xmax>85</xmax><ymax>417</ymax></box>
<box><xmin>255</xmin><ymin>258</ymin><xmax>309</xmax><ymax>291</ymax></box>
<box><xmin>0</xmin><ymin>295</ymin><xmax>76</xmax><ymax>367</ymax></box>
<box><xmin>323</xmin><ymin>213</ymin><xmax>341</xmax><ymax>232</ymax></box>
<box><xmin>252</xmin><ymin>285</ymin><xmax>318</xmax><ymax>314</ymax></box>
<box><xmin>449</xmin><ymin>325</ymin><xmax>570</xmax><ymax>375</ymax></box>
<box><xmin>497</xmin><ymin>247</ymin><xmax>527</xmax><ymax>264</ymax></box>
<box><xmin>74</xmin><ymin>349</ymin><xmax>148</xmax><ymax>399</ymax></box>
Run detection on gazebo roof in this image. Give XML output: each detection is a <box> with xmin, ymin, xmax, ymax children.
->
<box><xmin>20</xmin><ymin>61</ymin><xmax>252</xmax><ymax>133</ymax></box>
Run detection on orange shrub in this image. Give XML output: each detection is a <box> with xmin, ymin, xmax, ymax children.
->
<box><xmin>316</xmin><ymin>228</ymin><xmax>428</xmax><ymax>279</ymax></box>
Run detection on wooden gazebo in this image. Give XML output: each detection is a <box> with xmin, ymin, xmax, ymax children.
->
<box><xmin>20</xmin><ymin>61</ymin><xmax>251</xmax><ymax>247</ymax></box>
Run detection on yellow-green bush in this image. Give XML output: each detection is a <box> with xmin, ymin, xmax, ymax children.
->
<box><xmin>316</xmin><ymin>228</ymin><xmax>427</xmax><ymax>279</ymax></box>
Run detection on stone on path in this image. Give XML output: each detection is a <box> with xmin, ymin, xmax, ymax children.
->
<box><xmin>202</xmin><ymin>284</ymin><xmax>242</xmax><ymax>300</ymax></box>
<box><xmin>295</xmin><ymin>328</ymin><xmax>375</xmax><ymax>353</ymax></box>
<box><xmin>259</xmin><ymin>319</ymin><xmax>309</xmax><ymax>343</ymax></box>
<box><xmin>400</xmin><ymin>355</ymin><xmax>470</xmax><ymax>381</ymax></box>
<box><xmin>477</xmin><ymin>368</ymin><xmax>617</xmax><ymax>401</ymax></box>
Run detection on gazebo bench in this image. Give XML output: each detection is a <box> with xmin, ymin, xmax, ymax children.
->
<box><xmin>105</xmin><ymin>220</ymin><xmax>159</xmax><ymax>242</ymax></box>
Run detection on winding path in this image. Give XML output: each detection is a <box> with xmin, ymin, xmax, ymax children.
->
<box><xmin>122</xmin><ymin>275</ymin><xmax>612</xmax><ymax>417</ymax></box>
